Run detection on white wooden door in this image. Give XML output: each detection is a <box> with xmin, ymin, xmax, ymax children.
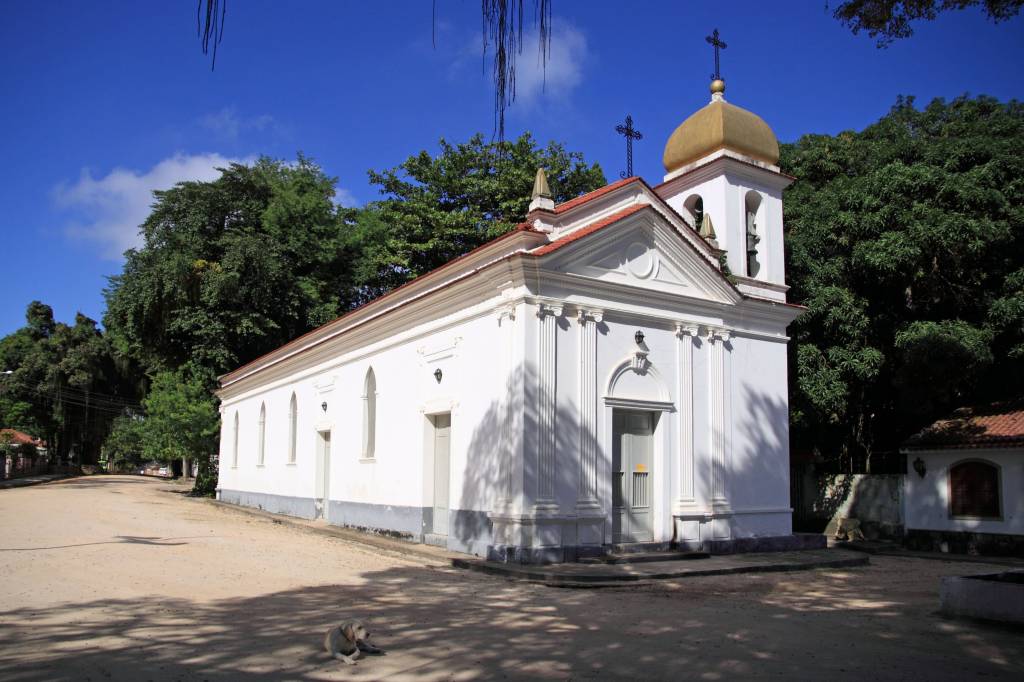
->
<box><xmin>314</xmin><ymin>430</ymin><xmax>331</xmax><ymax>520</ymax></box>
<box><xmin>431</xmin><ymin>414</ymin><xmax>451</xmax><ymax>536</ymax></box>
<box><xmin>612</xmin><ymin>410</ymin><xmax>654</xmax><ymax>543</ymax></box>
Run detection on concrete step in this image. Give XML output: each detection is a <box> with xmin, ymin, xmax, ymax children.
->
<box><xmin>579</xmin><ymin>550</ymin><xmax>710</xmax><ymax>565</ymax></box>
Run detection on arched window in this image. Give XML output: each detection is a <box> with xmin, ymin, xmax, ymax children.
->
<box><xmin>683</xmin><ymin>194</ymin><xmax>704</xmax><ymax>232</ymax></box>
<box><xmin>288</xmin><ymin>392</ymin><xmax>297</xmax><ymax>464</ymax></box>
<box><xmin>257</xmin><ymin>402</ymin><xmax>266</xmax><ymax>466</ymax></box>
<box><xmin>232</xmin><ymin>412</ymin><xmax>239</xmax><ymax>468</ymax></box>
<box><xmin>362</xmin><ymin>368</ymin><xmax>377</xmax><ymax>459</ymax></box>
<box><xmin>950</xmin><ymin>460</ymin><xmax>1001</xmax><ymax>518</ymax></box>
<box><xmin>744</xmin><ymin>191</ymin><xmax>762</xmax><ymax>278</ymax></box>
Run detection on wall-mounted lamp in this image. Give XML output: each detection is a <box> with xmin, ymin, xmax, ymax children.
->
<box><xmin>434</xmin><ymin>368</ymin><xmax>443</xmax><ymax>383</ymax></box>
<box><xmin>321</xmin><ymin>401</ymin><xmax>328</xmax><ymax>412</ymax></box>
<box><xmin>634</xmin><ymin>330</ymin><xmax>645</xmax><ymax>345</ymax></box>
<box><xmin>912</xmin><ymin>457</ymin><xmax>926</xmax><ymax>478</ymax></box>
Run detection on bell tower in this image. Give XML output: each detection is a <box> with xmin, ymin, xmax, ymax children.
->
<box><xmin>654</xmin><ymin>36</ymin><xmax>793</xmax><ymax>302</ymax></box>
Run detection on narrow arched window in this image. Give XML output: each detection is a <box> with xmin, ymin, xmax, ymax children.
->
<box><xmin>950</xmin><ymin>460</ymin><xmax>1000</xmax><ymax>518</ymax></box>
<box><xmin>744</xmin><ymin>191</ymin><xmax>762</xmax><ymax>278</ymax></box>
<box><xmin>288</xmin><ymin>392</ymin><xmax>297</xmax><ymax>464</ymax></box>
<box><xmin>362</xmin><ymin>368</ymin><xmax>377</xmax><ymax>459</ymax></box>
<box><xmin>257</xmin><ymin>402</ymin><xmax>266</xmax><ymax>466</ymax></box>
<box><xmin>232</xmin><ymin>412</ymin><xmax>239</xmax><ymax>467</ymax></box>
<box><xmin>683</xmin><ymin>194</ymin><xmax>704</xmax><ymax>232</ymax></box>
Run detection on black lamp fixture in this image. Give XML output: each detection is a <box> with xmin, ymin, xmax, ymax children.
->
<box><xmin>321</xmin><ymin>401</ymin><xmax>328</xmax><ymax>412</ymax></box>
<box><xmin>434</xmin><ymin>368</ymin><xmax>443</xmax><ymax>383</ymax></box>
<box><xmin>635</xmin><ymin>330</ymin><xmax>645</xmax><ymax>345</ymax></box>
<box><xmin>912</xmin><ymin>457</ymin><xmax>926</xmax><ymax>478</ymax></box>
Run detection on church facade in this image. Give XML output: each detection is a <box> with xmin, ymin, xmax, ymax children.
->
<box><xmin>215</xmin><ymin>78</ymin><xmax>804</xmax><ymax>563</ymax></box>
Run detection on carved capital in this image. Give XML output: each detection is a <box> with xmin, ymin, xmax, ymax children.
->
<box><xmin>705</xmin><ymin>327</ymin><xmax>732</xmax><ymax>343</ymax></box>
<box><xmin>495</xmin><ymin>303</ymin><xmax>516</xmax><ymax>324</ymax></box>
<box><xmin>575</xmin><ymin>308</ymin><xmax>604</xmax><ymax>325</ymax></box>
<box><xmin>675</xmin><ymin>322</ymin><xmax>700</xmax><ymax>338</ymax></box>
<box><xmin>536</xmin><ymin>302</ymin><xmax>564</xmax><ymax>318</ymax></box>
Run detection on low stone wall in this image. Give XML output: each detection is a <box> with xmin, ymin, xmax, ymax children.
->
<box><xmin>795</xmin><ymin>471</ymin><xmax>904</xmax><ymax>540</ymax></box>
<box><xmin>906</xmin><ymin>529</ymin><xmax>1024</xmax><ymax>558</ymax></box>
<box><xmin>940</xmin><ymin>571</ymin><xmax>1024</xmax><ymax>624</ymax></box>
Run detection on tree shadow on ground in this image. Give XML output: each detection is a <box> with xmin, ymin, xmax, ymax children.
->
<box><xmin>2</xmin><ymin>560</ymin><xmax>1022</xmax><ymax>681</ymax></box>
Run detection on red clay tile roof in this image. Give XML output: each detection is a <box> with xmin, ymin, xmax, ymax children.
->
<box><xmin>554</xmin><ymin>176</ymin><xmax>640</xmax><ymax>214</ymax></box>
<box><xmin>532</xmin><ymin>204</ymin><xmax>650</xmax><ymax>256</ymax></box>
<box><xmin>0</xmin><ymin>429</ymin><xmax>44</xmax><ymax>447</ymax></box>
<box><xmin>903</xmin><ymin>402</ymin><xmax>1024</xmax><ymax>450</ymax></box>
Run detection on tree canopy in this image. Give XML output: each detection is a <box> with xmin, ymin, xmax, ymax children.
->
<box><xmin>356</xmin><ymin>133</ymin><xmax>605</xmax><ymax>300</ymax></box>
<box><xmin>781</xmin><ymin>94</ymin><xmax>1024</xmax><ymax>464</ymax></box>
<box><xmin>104</xmin><ymin>156</ymin><xmax>358</xmax><ymax>378</ymax></box>
<box><xmin>833</xmin><ymin>0</ymin><xmax>1023</xmax><ymax>45</ymax></box>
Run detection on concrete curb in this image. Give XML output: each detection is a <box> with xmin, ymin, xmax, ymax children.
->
<box><xmin>0</xmin><ymin>473</ymin><xmax>79</xmax><ymax>490</ymax></box>
<box><xmin>843</xmin><ymin>542</ymin><xmax>1024</xmax><ymax>568</ymax></box>
<box><xmin>453</xmin><ymin>552</ymin><xmax>870</xmax><ymax>588</ymax></box>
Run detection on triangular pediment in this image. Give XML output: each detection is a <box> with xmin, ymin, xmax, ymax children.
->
<box><xmin>538</xmin><ymin>207</ymin><xmax>738</xmax><ymax>304</ymax></box>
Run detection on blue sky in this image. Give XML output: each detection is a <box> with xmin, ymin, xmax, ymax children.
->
<box><xmin>2</xmin><ymin>1</ymin><xmax>1023</xmax><ymax>337</ymax></box>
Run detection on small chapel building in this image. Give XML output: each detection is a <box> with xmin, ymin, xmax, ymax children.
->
<box><xmin>215</xmin><ymin>76</ymin><xmax>807</xmax><ymax>563</ymax></box>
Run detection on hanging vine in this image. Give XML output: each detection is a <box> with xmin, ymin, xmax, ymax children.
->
<box><xmin>196</xmin><ymin>1</ymin><xmax>552</xmax><ymax>140</ymax></box>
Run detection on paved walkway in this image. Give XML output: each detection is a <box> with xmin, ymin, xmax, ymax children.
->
<box><xmin>0</xmin><ymin>472</ymin><xmax>77</xmax><ymax>489</ymax></box>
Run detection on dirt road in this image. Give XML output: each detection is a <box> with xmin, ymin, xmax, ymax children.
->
<box><xmin>0</xmin><ymin>476</ymin><xmax>1020</xmax><ymax>681</ymax></box>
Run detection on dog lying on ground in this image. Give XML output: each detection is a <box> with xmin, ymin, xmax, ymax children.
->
<box><xmin>324</xmin><ymin>620</ymin><xmax>384</xmax><ymax>665</ymax></box>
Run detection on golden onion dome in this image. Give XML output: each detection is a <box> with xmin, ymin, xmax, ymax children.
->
<box><xmin>663</xmin><ymin>81</ymin><xmax>779</xmax><ymax>173</ymax></box>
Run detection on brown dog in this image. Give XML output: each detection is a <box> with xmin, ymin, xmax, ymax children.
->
<box><xmin>324</xmin><ymin>620</ymin><xmax>384</xmax><ymax>665</ymax></box>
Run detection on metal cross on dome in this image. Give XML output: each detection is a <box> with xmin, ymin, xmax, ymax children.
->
<box><xmin>615</xmin><ymin>114</ymin><xmax>643</xmax><ymax>178</ymax></box>
<box><xmin>706</xmin><ymin>28</ymin><xmax>727</xmax><ymax>81</ymax></box>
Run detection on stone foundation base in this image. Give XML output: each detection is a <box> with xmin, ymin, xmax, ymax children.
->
<box><xmin>905</xmin><ymin>529</ymin><xmax>1024</xmax><ymax>558</ymax></box>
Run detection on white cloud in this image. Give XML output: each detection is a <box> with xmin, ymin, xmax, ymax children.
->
<box><xmin>512</xmin><ymin>24</ymin><xmax>587</xmax><ymax>105</ymax></box>
<box><xmin>332</xmin><ymin>187</ymin><xmax>359</xmax><ymax>207</ymax></box>
<box><xmin>200</xmin><ymin>107</ymin><xmax>276</xmax><ymax>140</ymax></box>
<box><xmin>55</xmin><ymin>152</ymin><xmax>249</xmax><ymax>258</ymax></box>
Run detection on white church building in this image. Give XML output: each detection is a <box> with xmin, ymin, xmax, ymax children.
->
<box><xmin>215</xmin><ymin>77</ymin><xmax>807</xmax><ymax>563</ymax></box>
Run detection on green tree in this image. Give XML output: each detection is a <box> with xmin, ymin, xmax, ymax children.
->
<box><xmin>1</xmin><ymin>303</ymin><xmax>139</xmax><ymax>464</ymax></box>
<box><xmin>102</xmin><ymin>414</ymin><xmax>146</xmax><ymax>471</ymax></box>
<box><xmin>357</xmin><ymin>132</ymin><xmax>605</xmax><ymax>299</ymax></box>
<box><xmin>141</xmin><ymin>370</ymin><xmax>220</xmax><ymax>494</ymax></box>
<box><xmin>782</xmin><ymin>94</ymin><xmax>1024</xmax><ymax>465</ymax></box>
<box><xmin>834</xmin><ymin>0</ymin><xmax>1023</xmax><ymax>45</ymax></box>
<box><xmin>104</xmin><ymin>156</ymin><xmax>358</xmax><ymax>378</ymax></box>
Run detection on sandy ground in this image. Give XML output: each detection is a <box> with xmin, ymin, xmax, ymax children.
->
<box><xmin>0</xmin><ymin>476</ymin><xmax>1021</xmax><ymax>681</ymax></box>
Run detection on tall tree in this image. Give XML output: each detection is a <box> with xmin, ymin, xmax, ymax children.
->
<box><xmin>0</xmin><ymin>303</ymin><xmax>139</xmax><ymax>464</ymax></box>
<box><xmin>104</xmin><ymin>156</ymin><xmax>357</xmax><ymax>378</ymax></box>
<box><xmin>356</xmin><ymin>132</ymin><xmax>605</xmax><ymax>299</ymax></box>
<box><xmin>833</xmin><ymin>0</ymin><xmax>1023</xmax><ymax>45</ymax></box>
<box><xmin>782</xmin><ymin>94</ymin><xmax>1024</xmax><ymax>464</ymax></box>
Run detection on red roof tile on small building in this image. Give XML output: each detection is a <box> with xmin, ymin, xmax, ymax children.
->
<box><xmin>0</xmin><ymin>429</ymin><xmax>44</xmax><ymax>447</ymax></box>
<box><xmin>903</xmin><ymin>402</ymin><xmax>1024</xmax><ymax>450</ymax></box>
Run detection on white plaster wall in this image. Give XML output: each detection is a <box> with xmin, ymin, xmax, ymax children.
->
<box><xmin>905</xmin><ymin>448</ymin><xmax>1024</xmax><ymax>535</ymax></box>
<box><xmin>660</xmin><ymin>166</ymin><xmax>785</xmax><ymax>287</ymax></box>
<box><xmin>217</xmin><ymin>300</ymin><xmax>514</xmax><ymax>522</ymax></box>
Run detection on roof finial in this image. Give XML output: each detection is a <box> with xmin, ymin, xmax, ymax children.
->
<box><xmin>706</xmin><ymin>28</ymin><xmax>727</xmax><ymax>101</ymax></box>
<box><xmin>529</xmin><ymin>168</ymin><xmax>555</xmax><ymax>212</ymax></box>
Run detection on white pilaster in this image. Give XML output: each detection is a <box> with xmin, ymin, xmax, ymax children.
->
<box><xmin>576</xmin><ymin>308</ymin><xmax>603</xmax><ymax>513</ymax></box>
<box><xmin>707</xmin><ymin>327</ymin><xmax>731</xmax><ymax>506</ymax></box>
<box><xmin>675</xmin><ymin>323</ymin><xmax>700</xmax><ymax>510</ymax></box>
<box><xmin>535</xmin><ymin>302</ymin><xmax>562</xmax><ymax>510</ymax></box>
<box><xmin>496</xmin><ymin>303</ymin><xmax>517</xmax><ymax>505</ymax></box>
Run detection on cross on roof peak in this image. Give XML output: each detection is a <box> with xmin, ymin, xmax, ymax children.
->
<box><xmin>705</xmin><ymin>28</ymin><xmax>727</xmax><ymax>82</ymax></box>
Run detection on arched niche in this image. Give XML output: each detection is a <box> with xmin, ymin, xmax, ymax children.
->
<box><xmin>605</xmin><ymin>355</ymin><xmax>672</xmax><ymax>405</ymax></box>
<box><xmin>744</xmin><ymin>190</ymin><xmax>763</xmax><ymax>278</ymax></box>
<box><xmin>682</xmin><ymin>194</ymin><xmax>704</xmax><ymax>232</ymax></box>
